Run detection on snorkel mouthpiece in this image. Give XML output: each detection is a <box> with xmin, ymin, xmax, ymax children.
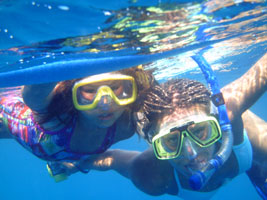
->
<box><xmin>189</xmin><ymin>157</ymin><xmax>222</xmax><ymax>190</ymax></box>
<box><xmin>190</xmin><ymin>54</ymin><xmax>233</xmax><ymax>190</ymax></box>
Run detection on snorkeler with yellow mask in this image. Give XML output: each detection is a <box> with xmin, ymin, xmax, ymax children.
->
<box><xmin>0</xmin><ymin>66</ymin><xmax>154</xmax><ymax>181</ymax></box>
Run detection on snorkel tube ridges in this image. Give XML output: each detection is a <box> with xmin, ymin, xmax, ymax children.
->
<box><xmin>189</xmin><ymin>54</ymin><xmax>233</xmax><ymax>190</ymax></box>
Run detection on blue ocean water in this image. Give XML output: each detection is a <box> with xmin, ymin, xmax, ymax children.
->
<box><xmin>0</xmin><ymin>0</ymin><xmax>267</xmax><ymax>199</ymax></box>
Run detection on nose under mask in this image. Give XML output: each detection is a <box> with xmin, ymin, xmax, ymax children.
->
<box><xmin>97</xmin><ymin>95</ymin><xmax>113</xmax><ymax>111</ymax></box>
<box><xmin>181</xmin><ymin>137</ymin><xmax>198</xmax><ymax>160</ymax></box>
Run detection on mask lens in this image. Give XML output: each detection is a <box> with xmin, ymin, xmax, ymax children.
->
<box><xmin>188</xmin><ymin>120</ymin><xmax>221</xmax><ymax>146</ymax></box>
<box><xmin>154</xmin><ymin>129</ymin><xmax>181</xmax><ymax>159</ymax></box>
<box><xmin>77</xmin><ymin>85</ymin><xmax>97</xmax><ymax>105</ymax></box>
<box><xmin>112</xmin><ymin>80</ymin><xmax>133</xmax><ymax>100</ymax></box>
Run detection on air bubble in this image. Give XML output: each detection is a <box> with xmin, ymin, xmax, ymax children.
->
<box><xmin>58</xmin><ymin>5</ymin><xmax>70</xmax><ymax>11</ymax></box>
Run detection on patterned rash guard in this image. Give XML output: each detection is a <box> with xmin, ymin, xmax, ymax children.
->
<box><xmin>0</xmin><ymin>97</ymin><xmax>116</xmax><ymax>161</ymax></box>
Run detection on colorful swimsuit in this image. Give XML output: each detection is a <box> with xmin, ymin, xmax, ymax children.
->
<box><xmin>0</xmin><ymin>97</ymin><xmax>116</xmax><ymax>161</ymax></box>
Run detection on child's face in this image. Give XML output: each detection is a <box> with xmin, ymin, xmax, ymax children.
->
<box><xmin>79</xmin><ymin>99</ymin><xmax>126</xmax><ymax>128</ymax></box>
<box><xmin>76</xmin><ymin>72</ymin><xmax>130</xmax><ymax>128</ymax></box>
<box><xmin>157</xmin><ymin>105</ymin><xmax>216</xmax><ymax>177</ymax></box>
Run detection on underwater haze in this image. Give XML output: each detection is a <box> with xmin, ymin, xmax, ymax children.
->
<box><xmin>0</xmin><ymin>0</ymin><xmax>267</xmax><ymax>199</ymax></box>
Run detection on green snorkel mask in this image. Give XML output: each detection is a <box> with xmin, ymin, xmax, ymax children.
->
<box><xmin>152</xmin><ymin>115</ymin><xmax>222</xmax><ymax>160</ymax></box>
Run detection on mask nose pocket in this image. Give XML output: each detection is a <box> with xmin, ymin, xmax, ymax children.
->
<box><xmin>97</xmin><ymin>95</ymin><xmax>112</xmax><ymax>110</ymax></box>
<box><xmin>182</xmin><ymin>137</ymin><xmax>198</xmax><ymax>160</ymax></box>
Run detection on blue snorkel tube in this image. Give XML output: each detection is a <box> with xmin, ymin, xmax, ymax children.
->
<box><xmin>189</xmin><ymin>53</ymin><xmax>233</xmax><ymax>190</ymax></box>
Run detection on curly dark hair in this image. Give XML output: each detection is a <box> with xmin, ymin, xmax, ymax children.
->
<box><xmin>37</xmin><ymin>66</ymin><xmax>156</xmax><ymax>127</ymax></box>
<box><xmin>163</xmin><ymin>78</ymin><xmax>211</xmax><ymax>109</ymax></box>
<box><xmin>138</xmin><ymin>78</ymin><xmax>212</xmax><ymax>142</ymax></box>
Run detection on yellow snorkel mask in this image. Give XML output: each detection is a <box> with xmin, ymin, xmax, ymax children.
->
<box><xmin>72</xmin><ymin>74</ymin><xmax>137</xmax><ymax>110</ymax></box>
<box><xmin>152</xmin><ymin>115</ymin><xmax>222</xmax><ymax>160</ymax></box>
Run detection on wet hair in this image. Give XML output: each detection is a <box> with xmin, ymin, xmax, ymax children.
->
<box><xmin>134</xmin><ymin>83</ymin><xmax>171</xmax><ymax>141</ymax></box>
<box><xmin>138</xmin><ymin>78</ymin><xmax>212</xmax><ymax>143</ymax></box>
<box><xmin>163</xmin><ymin>78</ymin><xmax>211</xmax><ymax>109</ymax></box>
<box><xmin>37</xmin><ymin>66</ymin><xmax>156</xmax><ymax>127</ymax></box>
